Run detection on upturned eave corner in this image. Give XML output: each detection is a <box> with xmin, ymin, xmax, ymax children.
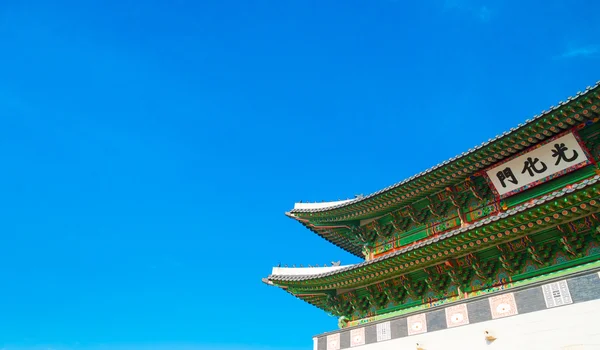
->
<box><xmin>261</xmin><ymin>277</ymin><xmax>275</xmax><ymax>286</ymax></box>
<box><xmin>284</xmin><ymin>210</ymin><xmax>365</xmax><ymax>258</ymax></box>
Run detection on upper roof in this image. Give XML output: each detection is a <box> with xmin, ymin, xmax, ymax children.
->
<box><xmin>285</xmin><ymin>82</ymin><xmax>600</xmax><ymax>256</ymax></box>
<box><xmin>288</xmin><ymin>82</ymin><xmax>600</xmax><ymax>221</ymax></box>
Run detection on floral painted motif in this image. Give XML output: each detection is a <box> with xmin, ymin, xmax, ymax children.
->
<box><xmin>445</xmin><ymin>303</ymin><xmax>470</xmax><ymax>328</ymax></box>
<box><xmin>327</xmin><ymin>333</ymin><xmax>340</xmax><ymax>350</ymax></box>
<box><xmin>407</xmin><ymin>313</ymin><xmax>427</xmax><ymax>335</ymax></box>
<box><xmin>350</xmin><ymin>328</ymin><xmax>365</xmax><ymax>347</ymax></box>
<box><xmin>489</xmin><ymin>293</ymin><xmax>518</xmax><ymax>319</ymax></box>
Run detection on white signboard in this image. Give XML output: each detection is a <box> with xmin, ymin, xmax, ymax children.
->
<box><xmin>485</xmin><ymin>131</ymin><xmax>590</xmax><ymax>198</ymax></box>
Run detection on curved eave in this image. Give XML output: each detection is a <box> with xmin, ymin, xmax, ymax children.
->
<box><xmin>273</xmin><ymin>176</ymin><xmax>600</xmax><ymax>288</ymax></box>
<box><xmin>289</xmin><ymin>82</ymin><xmax>600</xmax><ymax>221</ymax></box>
<box><xmin>286</xmin><ymin>212</ymin><xmax>364</xmax><ymax>257</ymax></box>
<box><xmin>263</xmin><ymin>279</ymin><xmax>331</xmax><ymax>313</ymax></box>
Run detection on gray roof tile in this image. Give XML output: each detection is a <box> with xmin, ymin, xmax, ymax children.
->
<box><xmin>290</xmin><ymin>82</ymin><xmax>600</xmax><ymax>214</ymax></box>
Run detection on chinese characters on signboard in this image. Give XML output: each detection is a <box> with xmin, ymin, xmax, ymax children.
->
<box><xmin>485</xmin><ymin>132</ymin><xmax>590</xmax><ymax>198</ymax></box>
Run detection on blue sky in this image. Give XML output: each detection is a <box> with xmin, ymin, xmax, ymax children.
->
<box><xmin>0</xmin><ymin>0</ymin><xmax>599</xmax><ymax>349</ymax></box>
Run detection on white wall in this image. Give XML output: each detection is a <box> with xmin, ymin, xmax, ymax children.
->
<box><xmin>352</xmin><ymin>299</ymin><xmax>600</xmax><ymax>350</ymax></box>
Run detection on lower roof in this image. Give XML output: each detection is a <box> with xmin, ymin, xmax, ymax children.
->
<box><xmin>269</xmin><ymin>175</ymin><xmax>600</xmax><ymax>285</ymax></box>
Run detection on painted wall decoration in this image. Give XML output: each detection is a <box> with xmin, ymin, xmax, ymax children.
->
<box><xmin>326</xmin><ymin>333</ymin><xmax>340</xmax><ymax>350</ymax></box>
<box><xmin>489</xmin><ymin>292</ymin><xmax>519</xmax><ymax>319</ymax></box>
<box><xmin>485</xmin><ymin>131</ymin><xmax>591</xmax><ymax>198</ymax></box>
<box><xmin>445</xmin><ymin>303</ymin><xmax>470</xmax><ymax>328</ymax></box>
<box><xmin>376</xmin><ymin>321</ymin><xmax>391</xmax><ymax>342</ymax></box>
<box><xmin>350</xmin><ymin>328</ymin><xmax>365</xmax><ymax>347</ymax></box>
<box><xmin>542</xmin><ymin>280</ymin><xmax>573</xmax><ymax>308</ymax></box>
<box><xmin>407</xmin><ymin>313</ymin><xmax>427</xmax><ymax>335</ymax></box>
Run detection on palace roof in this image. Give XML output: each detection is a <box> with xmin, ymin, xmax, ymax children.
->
<box><xmin>265</xmin><ymin>178</ymin><xmax>600</xmax><ymax>324</ymax></box>
<box><xmin>270</xmin><ymin>175</ymin><xmax>600</xmax><ymax>284</ymax></box>
<box><xmin>287</xmin><ymin>82</ymin><xmax>600</xmax><ymax>257</ymax></box>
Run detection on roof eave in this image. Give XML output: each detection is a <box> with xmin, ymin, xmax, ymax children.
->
<box><xmin>273</xmin><ymin>175</ymin><xmax>600</xmax><ymax>286</ymax></box>
<box><xmin>285</xmin><ymin>212</ymin><xmax>364</xmax><ymax>258</ymax></box>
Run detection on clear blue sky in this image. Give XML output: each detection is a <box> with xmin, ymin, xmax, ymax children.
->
<box><xmin>0</xmin><ymin>0</ymin><xmax>599</xmax><ymax>349</ymax></box>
